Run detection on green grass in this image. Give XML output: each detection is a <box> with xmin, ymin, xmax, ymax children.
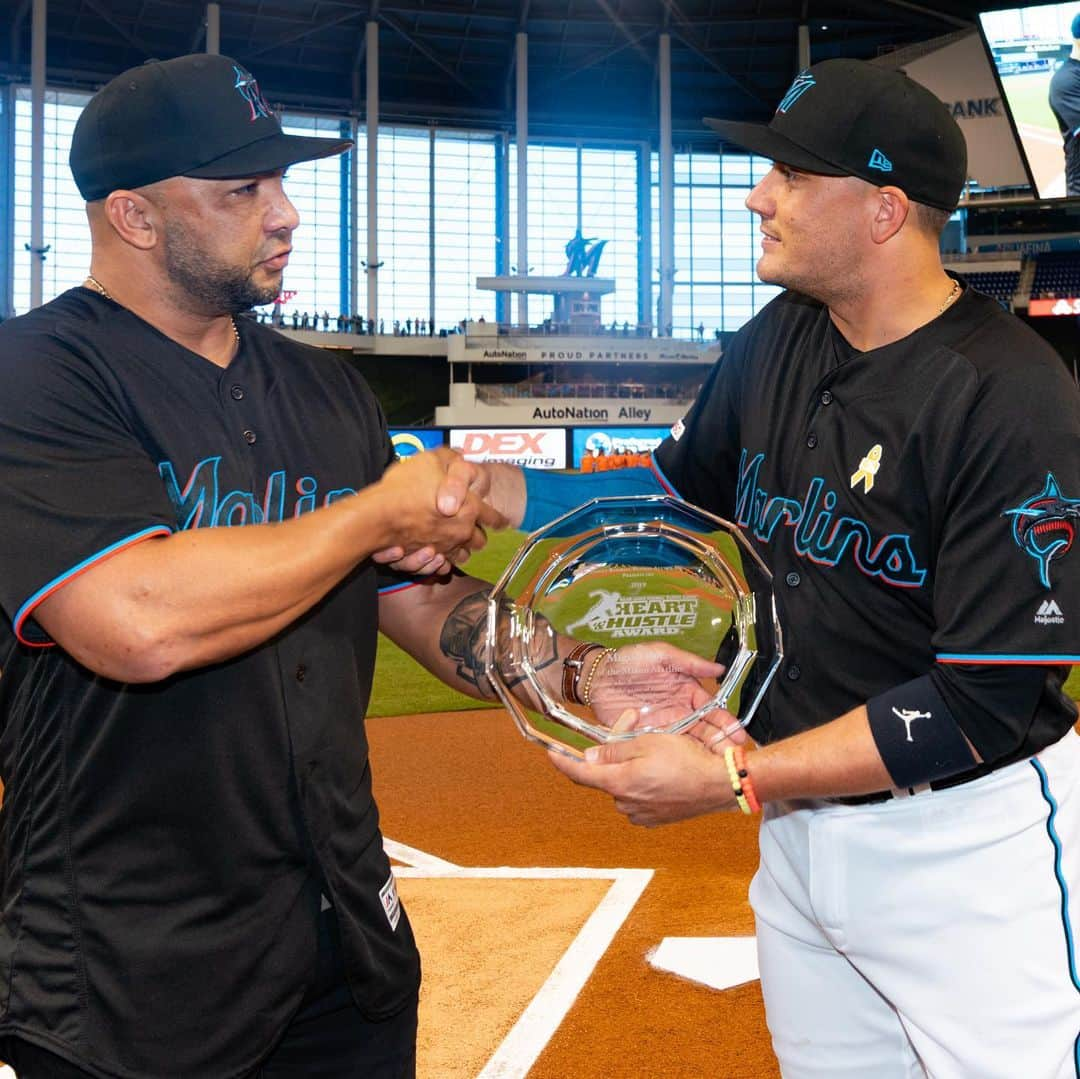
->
<box><xmin>368</xmin><ymin>530</ymin><xmax>525</xmax><ymax>717</ymax></box>
<box><xmin>368</xmin><ymin>530</ymin><xmax>1080</xmax><ymax>717</ymax></box>
<box><xmin>1000</xmin><ymin>72</ymin><xmax>1059</xmax><ymax>134</ymax></box>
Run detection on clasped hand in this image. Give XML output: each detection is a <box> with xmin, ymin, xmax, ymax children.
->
<box><xmin>550</xmin><ymin>641</ymin><xmax>750</xmax><ymax>826</ymax></box>
<box><xmin>372</xmin><ymin>447</ymin><xmax>504</xmax><ymax>572</ymax></box>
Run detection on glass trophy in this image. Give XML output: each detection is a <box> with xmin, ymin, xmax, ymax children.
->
<box><xmin>485</xmin><ymin>494</ymin><xmax>783</xmax><ymax>758</ymax></box>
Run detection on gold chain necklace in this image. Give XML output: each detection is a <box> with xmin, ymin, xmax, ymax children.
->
<box><xmin>937</xmin><ymin>279</ymin><xmax>961</xmax><ymax>316</ymax></box>
<box><xmin>84</xmin><ymin>274</ymin><xmax>240</xmax><ymax>345</ymax></box>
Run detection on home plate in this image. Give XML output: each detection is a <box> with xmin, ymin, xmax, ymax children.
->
<box><xmin>648</xmin><ymin>936</ymin><xmax>759</xmax><ymax>991</ymax></box>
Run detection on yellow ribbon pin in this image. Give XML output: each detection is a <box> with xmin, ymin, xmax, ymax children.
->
<box><xmin>850</xmin><ymin>444</ymin><xmax>882</xmax><ymax>493</ymax></box>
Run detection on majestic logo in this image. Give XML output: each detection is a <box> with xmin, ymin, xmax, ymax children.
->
<box><xmin>1003</xmin><ymin>472</ymin><xmax>1079</xmax><ymax>588</ymax></box>
<box><xmin>868</xmin><ymin>149</ymin><xmax>893</xmax><ymax>172</ymax></box>
<box><xmin>892</xmin><ymin>707</ymin><xmax>930</xmax><ymax>742</ymax></box>
<box><xmin>564</xmin><ymin>588</ymin><xmax>699</xmax><ymax>639</ymax></box>
<box><xmin>850</xmin><ymin>444</ymin><xmax>883</xmax><ymax>494</ymax></box>
<box><xmin>776</xmin><ymin>71</ymin><xmax>816</xmax><ymax>114</ymax></box>
<box><xmin>233</xmin><ymin>64</ymin><xmax>274</xmax><ymax>121</ymax></box>
<box><xmin>1035</xmin><ymin>599</ymin><xmax>1065</xmax><ymax>626</ymax></box>
<box><xmin>735</xmin><ymin>450</ymin><xmax>927</xmax><ymax>589</ymax></box>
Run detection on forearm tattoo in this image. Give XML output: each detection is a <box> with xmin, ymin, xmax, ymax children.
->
<box><xmin>439</xmin><ymin>589</ymin><xmax>558</xmax><ymax>698</ymax></box>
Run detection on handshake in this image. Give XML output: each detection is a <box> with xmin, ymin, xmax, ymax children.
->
<box><xmin>370</xmin><ymin>446</ymin><xmax>522</xmax><ymax>575</ymax></box>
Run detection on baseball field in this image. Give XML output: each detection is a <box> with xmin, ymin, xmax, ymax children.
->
<box><xmin>370</xmin><ymin>531</ymin><xmax>1079</xmax><ymax>1078</ymax></box>
<box><xmin>370</xmin><ymin>529</ymin><xmax>1080</xmax><ymax>717</ymax></box>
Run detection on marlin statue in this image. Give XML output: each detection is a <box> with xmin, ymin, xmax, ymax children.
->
<box><xmin>1003</xmin><ymin>472</ymin><xmax>1079</xmax><ymax>589</ymax></box>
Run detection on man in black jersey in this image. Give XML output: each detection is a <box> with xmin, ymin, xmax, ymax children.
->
<box><xmin>462</xmin><ymin>60</ymin><xmax>1080</xmax><ymax>1076</ymax></box>
<box><xmin>1048</xmin><ymin>15</ymin><xmax>1080</xmax><ymax>196</ymax></box>
<box><xmin>0</xmin><ymin>54</ymin><xmax>720</xmax><ymax>1079</ymax></box>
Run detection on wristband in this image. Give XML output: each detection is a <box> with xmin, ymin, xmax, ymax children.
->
<box><xmin>723</xmin><ymin>747</ymin><xmax>753</xmax><ymax>815</ymax></box>
<box><xmin>866</xmin><ymin>674</ymin><xmax>976</xmax><ymax>789</ymax></box>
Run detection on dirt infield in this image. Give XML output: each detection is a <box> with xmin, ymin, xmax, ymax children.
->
<box><xmin>368</xmin><ymin>708</ymin><xmax>781</xmax><ymax>1079</ymax></box>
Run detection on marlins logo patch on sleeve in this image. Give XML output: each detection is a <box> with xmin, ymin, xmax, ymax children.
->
<box><xmin>1004</xmin><ymin>472</ymin><xmax>1079</xmax><ymax>589</ymax></box>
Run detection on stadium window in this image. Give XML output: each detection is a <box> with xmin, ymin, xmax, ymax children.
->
<box><xmin>12</xmin><ymin>87</ymin><xmax>92</xmax><ymax>314</ymax></box>
<box><xmin>509</xmin><ymin>142</ymin><xmax>642</xmax><ymax>327</ymax></box>
<box><xmin>373</xmin><ymin>126</ymin><xmax>431</xmax><ymax>330</ymax></box>
<box><xmin>509</xmin><ymin>142</ymin><xmax>577</xmax><ymax>276</ymax></box>
<box><xmin>278</xmin><ymin>113</ymin><xmax>348</xmax><ymax>324</ymax></box>
<box><xmin>433</xmin><ymin>130</ymin><xmax>498</xmax><ymax>330</ymax></box>
<box><xmin>650</xmin><ymin>148</ymin><xmax>781</xmax><ymax>337</ymax></box>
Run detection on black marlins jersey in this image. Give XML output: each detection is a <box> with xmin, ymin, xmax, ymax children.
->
<box><xmin>655</xmin><ymin>285</ymin><xmax>1080</xmax><ymax>763</ymax></box>
<box><xmin>0</xmin><ymin>289</ymin><xmax>419</xmax><ymax>1077</ymax></box>
<box><xmin>1049</xmin><ymin>57</ymin><xmax>1080</xmax><ymax>196</ymax></box>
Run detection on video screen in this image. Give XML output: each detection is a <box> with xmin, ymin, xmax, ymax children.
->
<box><xmin>571</xmin><ymin>427</ymin><xmax>669</xmax><ymax>470</ymax></box>
<box><xmin>980</xmin><ymin>2</ymin><xmax>1080</xmax><ymax>198</ymax></box>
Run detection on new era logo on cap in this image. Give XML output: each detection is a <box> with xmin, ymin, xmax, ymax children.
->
<box><xmin>868</xmin><ymin>148</ymin><xmax>893</xmax><ymax>172</ymax></box>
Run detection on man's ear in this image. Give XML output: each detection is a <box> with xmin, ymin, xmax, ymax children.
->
<box><xmin>870</xmin><ymin>185</ymin><xmax>910</xmax><ymax>245</ymax></box>
<box><xmin>100</xmin><ymin>189</ymin><xmax>160</xmax><ymax>251</ymax></box>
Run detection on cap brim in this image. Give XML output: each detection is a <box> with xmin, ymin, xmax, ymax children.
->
<box><xmin>184</xmin><ymin>132</ymin><xmax>353</xmax><ymax>179</ymax></box>
<box><xmin>702</xmin><ymin>118</ymin><xmax>848</xmax><ymax>176</ymax></box>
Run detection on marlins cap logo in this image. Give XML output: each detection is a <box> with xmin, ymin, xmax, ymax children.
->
<box><xmin>1004</xmin><ymin>472</ymin><xmax>1079</xmax><ymax>588</ymax></box>
<box><xmin>776</xmin><ymin>71</ymin><xmax>816</xmax><ymax>114</ymax></box>
<box><xmin>233</xmin><ymin>65</ymin><xmax>274</xmax><ymax>121</ymax></box>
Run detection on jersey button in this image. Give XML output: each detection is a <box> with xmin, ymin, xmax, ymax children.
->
<box><xmin>785</xmin><ymin>571</ymin><xmax>801</xmax><ymax>587</ymax></box>
<box><xmin>820</xmin><ymin>390</ymin><xmax>833</xmax><ymax>405</ymax></box>
<box><xmin>806</xmin><ymin>433</ymin><xmax>818</xmax><ymax>449</ymax></box>
<box><xmin>786</xmin><ymin>664</ymin><xmax>801</xmax><ymax>681</ymax></box>
<box><xmin>295</xmin><ymin>664</ymin><xmax>307</xmax><ymax>682</ymax></box>
<box><xmin>230</xmin><ymin>385</ymin><xmax>245</xmax><ymax>400</ymax></box>
<box><xmin>243</xmin><ymin>429</ymin><xmax>257</xmax><ymax>445</ymax></box>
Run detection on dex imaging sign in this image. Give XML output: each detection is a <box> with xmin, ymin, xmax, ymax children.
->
<box><xmin>450</xmin><ymin>428</ymin><xmax>567</xmax><ymax>469</ymax></box>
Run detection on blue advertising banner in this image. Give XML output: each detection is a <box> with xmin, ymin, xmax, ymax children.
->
<box><xmin>571</xmin><ymin>426</ymin><xmax>669</xmax><ymax>469</ymax></box>
<box><xmin>390</xmin><ymin>429</ymin><xmax>445</xmax><ymax>457</ymax></box>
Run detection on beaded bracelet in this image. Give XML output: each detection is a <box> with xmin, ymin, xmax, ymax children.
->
<box><xmin>723</xmin><ymin>747</ymin><xmax>752</xmax><ymax>815</ymax></box>
<box><xmin>733</xmin><ymin>745</ymin><xmax>762</xmax><ymax>814</ymax></box>
<box><xmin>580</xmin><ymin>647</ymin><xmax>617</xmax><ymax>708</ymax></box>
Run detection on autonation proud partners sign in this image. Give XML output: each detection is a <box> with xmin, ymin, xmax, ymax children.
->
<box><xmin>450</xmin><ymin>428</ymin><xmax>568</xmax><ymax>469</ymax></box>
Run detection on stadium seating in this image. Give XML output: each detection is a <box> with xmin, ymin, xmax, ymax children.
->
<box><xmin>963</xmin><ymin>270</ymin><xmax>1020</xmax><ymax>308</ymax></box>
<box><xmin>1030</xmin><ymin>253</ymin><xmax>1080</xmax><ymax>299</ymax></box>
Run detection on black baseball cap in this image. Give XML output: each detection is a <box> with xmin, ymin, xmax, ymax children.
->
<box><xmin>705</xmin><ymin>59</ymin><xmax>967</xmax><ymax>212</ymax></box>
<box><xmin>70</xmin><ymin>53</ymin><xmax>352</xmax><ymax>201</ymax></box>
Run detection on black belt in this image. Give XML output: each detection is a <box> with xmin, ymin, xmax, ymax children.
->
<box><xmin>829</xmin><ymin>764</ymin><xmax>991</xmax><ymax>807</ymax></box>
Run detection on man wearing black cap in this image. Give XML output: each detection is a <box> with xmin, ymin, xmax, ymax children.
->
<box><xmin>0</xmin><ymin>53</ymin><xmax>514</xmax><ymax>1078</ymax></box>
<box><xmin>471</xmin><ymin>58</ymin><xmax>1080</xmax><ymax>1075</ymax></box>
<box><xmin>0</xmin><ymin>53</ymin><xmax>721</xmax><ymax>1077</ymax></box>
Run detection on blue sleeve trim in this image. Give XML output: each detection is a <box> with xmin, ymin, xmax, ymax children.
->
<box><xmin>14</xmin><ymin>525</ymin><xmax>174</xmax><ymax>646</ymax></box>
<box><xmin>938</xmin><ymin>653</ymin><xmax>1080</xmax><ymax>664</ymax></box>
<box><xmin>377</xmin><ymin>581</ymin><xmax>421</xmax><ymax>596</ymax></box>
<box><xmin>520</xmin><ymin>464</ymin><xmax>670</xmax><ymax>532</ymax></box>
